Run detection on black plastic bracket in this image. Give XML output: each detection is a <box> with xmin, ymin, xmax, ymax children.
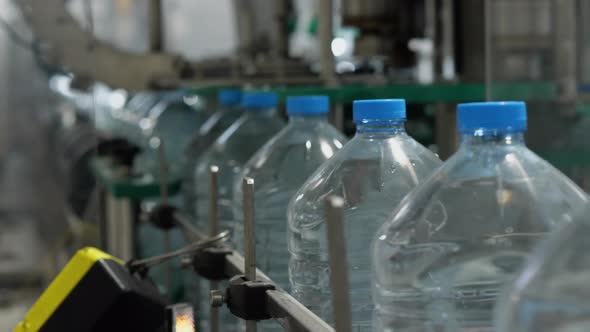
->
<box><xmin>96</xmin><ymin>138</ymin><xmax>141</xmax><ymax>168</ymax></box>
<box><xmin>225</xmin><ymin>275</ymin><xmax>276</xmax><ymax>321</ymax></box>
<box><xmin>191</xmin><ymin>246</ymin><xmax>232</xmax><ymax>281</ymax></box>
<box><xmin>148</xmin><ymin>204</ymin><xmax>177</xmax><ymax>230</ymax></box>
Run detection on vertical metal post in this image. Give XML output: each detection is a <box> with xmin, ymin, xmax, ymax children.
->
<box><xmin>209</xmin><ymin>166</ymin><xmax>220</xmax><ymax>332</ymax></box>
<box><xmin>157</xmin><ymin>138</ymin><xmax>171</xmax><ymax>297</ymax></box>
<box><xmin>242</xmin><ymin>177</ymin><xmax>256</xmax><ymax>281</ymax></box>
<box><xmin>208</xmin><ymin>166</ymin><xmax>219</xmax><ymax>238</ymax></box>
<box><xmin>325</xmin><ymin>196</ymin><xmax>352</xmax><ymax>332</ymax></box>
<box><xmin>157</xmin><ymin>138</ymin><xmax>169</xmax><ymax>204</ymax></box>
<box><xmin>425</xmin><ymin>0</ymin><xmax>437</xmax><ymax>76</ymax></box>
<box><xmin>242</xmin><ymin>177</ymin><xmax>257</xmax><ymax>332</ymax></box>
<box><xmin>319</xmin><ymin>0</ymin><xmax>337</xmax><ymax>86</ymax></box>
<box><xmin>333</xmin><ymin>104</ymin><xmax>344</xmax><ymax>132</ymax></box>
<box><xmin>105</xmin><ymin>194</ymin><xmax>134</xmax><ymax>261</ymax></box>
<box><xmin>484</xmin><ymin>0</ymin><xmax>493</xmax><ymax>100</ymax></box>
<box><xmin>233</xmin><ymin>0</ymin><xmax>254</xmax><ymax>56</ymax></box>
<box><xmin>275</xmin><ymin>0</ymin><xmax>288</xmax><ymax>80</ymax></box>
<box><xmin>148</xmin><ymin>0</ymin><xmax>163</xmax><ymax>52</ymax></box>
<box><xmin>435</xmin><ymin>104</ymin><xmax>459</xmax><ymax>160</ymax></box>
<box><xmin>441</xmin><ymin>0</ymin><xmax>456</xmax><ymax>81</ymax></box>
<box><xmin>553</xmin><ymin>0</ymin><xmax>578</xmax><ymax>115</ymax></box>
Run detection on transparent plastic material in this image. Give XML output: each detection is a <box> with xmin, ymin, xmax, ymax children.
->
<box><xmin>288</xmin><ymin>119</ymin><xmax>441</xmax><ymax>330</ymax></box>
<box><xmin>372</xmin><ymin>129</ymin><xmax>588</xmax><ymax>331</ymax></box>
<box><xmin>192</xmin><ymin>106</ymin><xmax>284</xmax><ymax>331</ymax></box>
<box><xmin>134</xmin><ymin>92</ymin><xmax>210</xmax><ymax>309</ymax></box>
<box><xmin>182</xmin><ymin>102</ymin><xmax>242</xmax><ymax>217</ymax></box>
<box><xmin>233</xmin><ymin>114</ymin><xmax>347</xmax><ymax>288</ymax></box>
<box><xmin>137</xmin><ymin>93</ymin><xmax>210</xmax><ymax>179</ymax></box>
<box><xmin>495</xmin><ymin>204</ymin><xmax>590</xmax><ymax>332</ymax></box>
<box><xmin>109</xmin><ymin>92</ymin><xmax>161</xmax><ymax>145</ymax></box>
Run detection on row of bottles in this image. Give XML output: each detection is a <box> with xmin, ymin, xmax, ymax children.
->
<box><xmin>372</xmin><ymin>102</ymin><xmax>587</xmax><ymax>331</ymax></box>
<box><xmin>130</xmin><ymin>87</ymin><xmax>590</xmax><ymax>331</ymax></box>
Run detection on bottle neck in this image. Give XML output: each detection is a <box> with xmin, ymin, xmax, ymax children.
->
<box><xmin>460</xmin><ymin>129</ymin><xmax>526</xmax><ymax>147</ymax></box>
<box><xmin>288</xmin><ymin>114</ymin><xmax>329</xmax><ymax>125</ymax></box>
<box><xmin>355</xmin><ymin>120</ymin><xmax>406</xmax><ymax>136</ymax></box>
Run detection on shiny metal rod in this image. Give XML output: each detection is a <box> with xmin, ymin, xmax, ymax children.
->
<box><xmin>209</xmin><ymin>166</ymin><xmax>220</xmax><ymax>236</ymax></box>
<box><xmin>209</xmin><ymin>166</ymin><xmax>220</xmax><ymax>332</ymax></box>
<box><xmin>157</xmin><ymin>137</ymin><xmax>171</xmax><ymax>297</ymax></box>
<box><xmin>319</xmin><ymin>0</ymin><xmax>336</xmax><ymax>86</ymax></box>
<box><xmin>242</xmin><ymin>177</ymin><xmax>257</xmax><ymax>332</ymax></box>
<box><xmin>157</xmin><ymin>137</ymin><xmax>169</xmax><ymax>204</ymax></box>
<box><xmin>325</xmin><ymin>196</ymin><xmax>352</xmax><ymax>332</ymax></box>
<box><xmin>242</xmin><ymin>177</ymin><xmax>256</xmax><ymax>281</ymax></box>
<box><xmin>484</xmin><ymin>0</ymin><xmax>492</xmax><ymax>101</ymax></box>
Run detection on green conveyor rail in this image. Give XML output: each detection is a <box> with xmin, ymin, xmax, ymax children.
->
<box><xmin>539</xmin><ymin>150</ymin><xmax>590</xmax><ymax>168</ymax></box>
<box><xmin>190</xmin><ymin>81</ymin><xmax>557</xmax><ymax>104</ymax></box>
<box><xmin>91</xmin><ymin>158</ymin><xmax>182</xmax><ymax>199</ymax></box>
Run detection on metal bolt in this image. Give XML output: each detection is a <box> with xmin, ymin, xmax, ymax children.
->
<box><xmin>180</xmin><ymin>256</ymin><xmax>192</xmax><ymax>269</ymax></box>
<box><xmin>210</xmin><ymin>290</ymin><xmax>225</xmax><ymax>307</ymax></box>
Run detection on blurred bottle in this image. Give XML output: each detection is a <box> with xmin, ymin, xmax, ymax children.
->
<box><xmin>193</xmin><ymin>91</ymin><xmax>284</xmax><ymax>232</ymax></box>
<box><xmin>182</xmin><ymin>88</ymin><xmax>242</xmax><ymax>217</ymax></box>
<box><xmin>233</xmin><ymin>96</ymin><xmax>347</xmax><ymax>288</ymax></box>
<box><xmin>288</xmin><ymin>99</ymin><xmax>442</xmax><ymax>330</ymax></box>
<box><xmin>495</xmin><ymin>204</ymin><xmax>590</xmax><ymax>332</ymax></box>
<box><xmin>110</xmin><ymin>91</ymin><xmax>161</xmax><ymax>145</ymax></box>
<box><xmin>193</xmin><ymin>91</ymin><xmax>284</xmax><ymax>331</ymax></box>
<box><xmin>137</xmin><ymin>91</ymin><xmax>210</xmax><ymax>179</ymax></box>
<box><xmin>134</xmin><ymin>91</ymin><xmax>211</xmax><ymax>309</ymax></box>
<box><xmin>372</xmin><ymin>102</ymin><xmax>588</xmax><ymax>331</ymax></box>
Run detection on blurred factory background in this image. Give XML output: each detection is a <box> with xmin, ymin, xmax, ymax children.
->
<box><xmin>0</xmin><ymin>0</ymin><xmax>589</xmax><ymax>330</ymax></box>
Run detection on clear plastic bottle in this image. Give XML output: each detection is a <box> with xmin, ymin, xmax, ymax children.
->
<box><xmin>288</xmin><ymin>99</ymin><xmax>442</xmax><ymax>330</ymax></box>
<box><xmin>182</xmin><ymin>89</ymin><xmax>242</xmax><ymax>217</ymax></box>
<box><xmin>233</xmin><ymin>96</ymin><xmax>347</xmax><ymax>288</ymax></box>
<box><xmin>372</xmin><ymin>102</ymin><xmax>588</xmax><ymax>332</ymax></box>
<box><xmin>137</xmin><ymin>90</ymin><xmax>210</xmax><ymax>179</ymax></box>
<box><xmin>111</xmin><ymin>91</ymin><xmax>161</xmax><ymax>145</ymax></box>
<box><xmin>192</xmin><ymin>91</ymin><xmax>284</xmax><ymax>331</ymax></box>
<box><xmin>495</xmin><ymin>204</ymin><xmax>590</xmax><ymax>332</ymax></box>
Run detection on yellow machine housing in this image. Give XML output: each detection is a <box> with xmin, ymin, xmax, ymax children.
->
<box><xmin>14</xmin><ymin>247</ymin><xmax>168</xmax><ymax>332</ymax></box>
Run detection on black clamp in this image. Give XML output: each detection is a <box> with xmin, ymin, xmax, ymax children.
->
<box><xmin>212</xmin><ymin>275</ymin><xmax>276</xmax><ymax>321</ymax></box>
<box><xmin>96</xmin><ymin>138</ymin><xmax>141</xmax><ymax>168</ymax></box>
<box><xmin>148</xmin><ymin>204</ymin><xmax>178</xmax><ymax>231</ymax></box>
<box><xmin>191</xmin><ymin>246</ymin><xmax>232</xmax><ymax>281</ymax></box>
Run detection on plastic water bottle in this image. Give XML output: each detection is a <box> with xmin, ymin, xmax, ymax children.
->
<box><xmin>495</xmin><ymin>204</ymin><xmax>590</xmax><ymax>332</ymax></box>
<box><xmin>194</xmin><ymin>91</ymin><xmax>284</xmax><ymax>231</ymax></box>
<box><xmin>182</xmin><ymin>88</ymin><xmax>242</xmax><ymax>217</ymax></box>
<box><xmin>114</xmin><ymin>92</ymin><xmax>161</xmax><ymax>143</ymax></box>
<box><xmin>138</xmin><ymin>91</ymin><xmax>210</xmax><ymax>179</ymax></box>
<box><xmin>233</xmin><ymin>96</ymin><xmax>347</xmax><ymax>288</ymax></box>
<box><xmin>288</xmin><ymin>99</ymin><xmax>442</xmax><ymax>330</ymax></box>
<box><xmin>372</xmin><ymin>101</ymin><xmax>588</xmax><ymax>332</ymax></box>
<box><xmin>192</xmin><ymin>91</ymin><xmax>284</xmax><ymax>331</ymax></box>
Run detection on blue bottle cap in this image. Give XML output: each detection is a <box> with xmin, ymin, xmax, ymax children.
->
<box><xmin>218</xmin><ymin>89</ymin><xmax>241</xmax><ymax>106</ymax></box>
<box><xmin>286</xmin><ymin>96</ymin><xmax>329</xmax><ymax>115</ymax></box>
<box><xmin>458</xmin><ymin>101</ymin><xmax>527</xmax><ymax>133</ymax></box>
<box><xmin>353</xmin><ymin>99</ymin><xmax>406</xmax><ymax>122</ymax></box>
<box><xmin>241</xmin><ymin>92</ymin><xmax>278</xmax><ymax>111</ymax></box>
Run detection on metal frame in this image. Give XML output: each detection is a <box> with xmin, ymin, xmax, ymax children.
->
<box><xmin>16</xmin><ymin>0</ymin><xmax>322</xmax><ymax>90</ymax></box>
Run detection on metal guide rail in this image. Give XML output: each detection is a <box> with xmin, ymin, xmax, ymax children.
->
<box><xmin>172</xmin><ymin>219</ymin><xmax>336</xmax><ymax>332</ymax></box>
<box><xmin>94</xmin><ymin>144</ymin><xmax>354</xmax><ymax>331</ymax></box>
<box><xmin>164</xmin><ymin>168</ymin><xmax>353</xmax><ymax>332</ymax></box>
<box><xmin>173</xmin><ymin>208</ymin><xmax>336</xmax><ymax>331</ymax></box>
